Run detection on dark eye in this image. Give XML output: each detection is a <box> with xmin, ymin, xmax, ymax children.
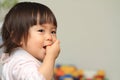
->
<box><xmin>51</xmin><ymin>31</ymin><xmax>56</xmax><ymax>34</ymax></box>
<box><xmin>38</xmin><ymin>29</ymin><xmax>44</xmax><ymax>32</ymax></box>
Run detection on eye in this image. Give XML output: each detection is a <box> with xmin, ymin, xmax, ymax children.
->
<box><xmin>38</xmin><ymin>29</ymin><xmax>44</xmax><ymax>32</ymax></box>
<box><xmin>51</xmin><ymin>31</ymin><xmax>56</xmax><ymax>34</ymax></box>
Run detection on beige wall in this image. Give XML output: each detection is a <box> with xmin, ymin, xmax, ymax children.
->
<box><xmin>1</xmin><ymin>0</ymin><xmax>120</xmax><ymax>80</ymax></box>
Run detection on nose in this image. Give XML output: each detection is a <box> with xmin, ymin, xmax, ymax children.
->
<box><xmin>45</xmin><ymin>33</ymin><xmax>52</xmax><ymax>41</ymax></box>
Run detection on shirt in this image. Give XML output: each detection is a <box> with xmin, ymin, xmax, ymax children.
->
<box><xmin>1</xmin><ymin>47</ymin><xmax>45</xmax><ymax>80</ymax></box>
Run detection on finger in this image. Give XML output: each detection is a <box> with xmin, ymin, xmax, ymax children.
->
<box><xmin>54</xmin><ymin>40</ymin><xmax>60</xmax><ymax>45</ymax></box>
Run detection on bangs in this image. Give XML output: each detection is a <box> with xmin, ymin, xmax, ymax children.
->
<box><xmin>32</xmin><ymin>8</ymin><xmax>57</xmax><ymax>27</ymax></box>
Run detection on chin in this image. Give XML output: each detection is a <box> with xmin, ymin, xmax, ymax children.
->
<box><xmin>37</xmin><ymin>58</ymin><xmax>43</xmax><ymax>62</ymax></box>
<box><xmin>37</xmin><ymin>56</ymin><xmax>45</xmax><ymax>62</ymax></box>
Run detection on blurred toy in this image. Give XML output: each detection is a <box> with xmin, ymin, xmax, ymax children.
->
<box><xmin>59</xmin><ymin>74</ymin><xmax>73</xmax><ymax>80</ymax></box>
<box><xmin>93</xmin><ymin>70</ymin><xmax>105</xmax><ymax>80</ymax></box>
<box><xmin>54</xmin><ymin>64</ymin><xmax>108</xmax><ymax>80</ymax></box>
<box><xmin>54</xmin><ymin>64</ymin><xmax>64</xmax><ymax>80</ymax></box>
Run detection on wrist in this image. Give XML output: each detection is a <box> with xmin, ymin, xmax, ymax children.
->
<box><xmin>44</xmin><ymin>55</ymin><xmax>56</xmax><ymax>63</ymax></box>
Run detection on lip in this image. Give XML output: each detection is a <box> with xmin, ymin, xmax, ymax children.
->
<box><xmin>44</xmin><ymin>42</ymin><xmax>53</xmax><ymax>46</ymax></box>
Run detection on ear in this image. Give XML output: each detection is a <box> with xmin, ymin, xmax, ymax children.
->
<box><xmin>19</xmin><ymin>37</ymin><xmax>25</xmax><ymax>46</ymax></box>
<box><xmin>20</xmin><ymin>41</ymin><xmax>23</xmax><ymax>46</ymax></box>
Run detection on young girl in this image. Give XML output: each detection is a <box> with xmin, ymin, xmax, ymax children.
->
<box><xmin>0</xmin><ymin>2</ymin><xmax>60</xmax><ymax>80</ymax></box>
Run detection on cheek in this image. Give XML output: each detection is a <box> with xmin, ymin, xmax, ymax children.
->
<box><xmin>35</xmin><ymin>37</ymin><xmax>44</xmax><ymax>45</ymax></box>
<box><xmin>29</xmin><ymin>36</ymin><xmax>44</xmax><ymax>47</ymax></box>
<box><xmin>52</xmin><ymin>36</ymin><xmax>57</xmax><ymax>42</ymax></box>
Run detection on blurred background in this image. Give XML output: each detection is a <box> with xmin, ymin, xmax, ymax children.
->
<box><xmin>0</xmin><ymin>0</ymin><xmax>120</xmax><ymax>80</ymax></box>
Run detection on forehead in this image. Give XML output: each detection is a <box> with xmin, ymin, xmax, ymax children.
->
<box><xmin>30</xmin><ymin>23</ymin><xmax>56</xmax><ymax>30</ymax></box>
<box><xmin>41</xmin><ymin>23</ymin><xmax>56</xmax><ymax>29</ymax></box>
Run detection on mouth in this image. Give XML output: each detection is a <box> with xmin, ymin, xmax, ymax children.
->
<box><xmin>43</xmin><ymin>46</ymin><xmax>47</xmax><ymax>55</ymax></box>
<box><xmin>43</xmin><ymin>46</ymin><xmax>46</xmax><ymax>49</ymax></box>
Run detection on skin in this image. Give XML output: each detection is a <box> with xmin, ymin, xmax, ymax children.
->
<box><xmin>21</xmin><ymin>23</ymin><xmax>60</xmax><ymax>80</ymax></box>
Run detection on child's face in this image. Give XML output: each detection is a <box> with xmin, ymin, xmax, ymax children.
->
<box><xmin>21</xmin><ymin>23</ymin><xmax>57</xmax><ymax>61</ymax></box>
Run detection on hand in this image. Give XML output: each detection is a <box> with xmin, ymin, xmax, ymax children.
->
<box><xmin>45</xmin><ymin>40</ymin><xmax>60</xmax><ymax>60</ymax></box>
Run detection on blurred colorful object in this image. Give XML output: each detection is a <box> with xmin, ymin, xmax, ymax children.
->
<box><xmin>54</xmin><ymin>64</ymin><xmax>108</xmax><ymax>80</ymax></box>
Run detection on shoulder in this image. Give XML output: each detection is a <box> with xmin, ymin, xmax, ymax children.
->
<box><xmin>3</xmin><ymin>47</ymin><xmax>41</xmax><ymax>68</ymax></box>
<box><xmin>2</xmin><ymin>48</ymin><xmax>45</xmax><ymax>80</ymax></box>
